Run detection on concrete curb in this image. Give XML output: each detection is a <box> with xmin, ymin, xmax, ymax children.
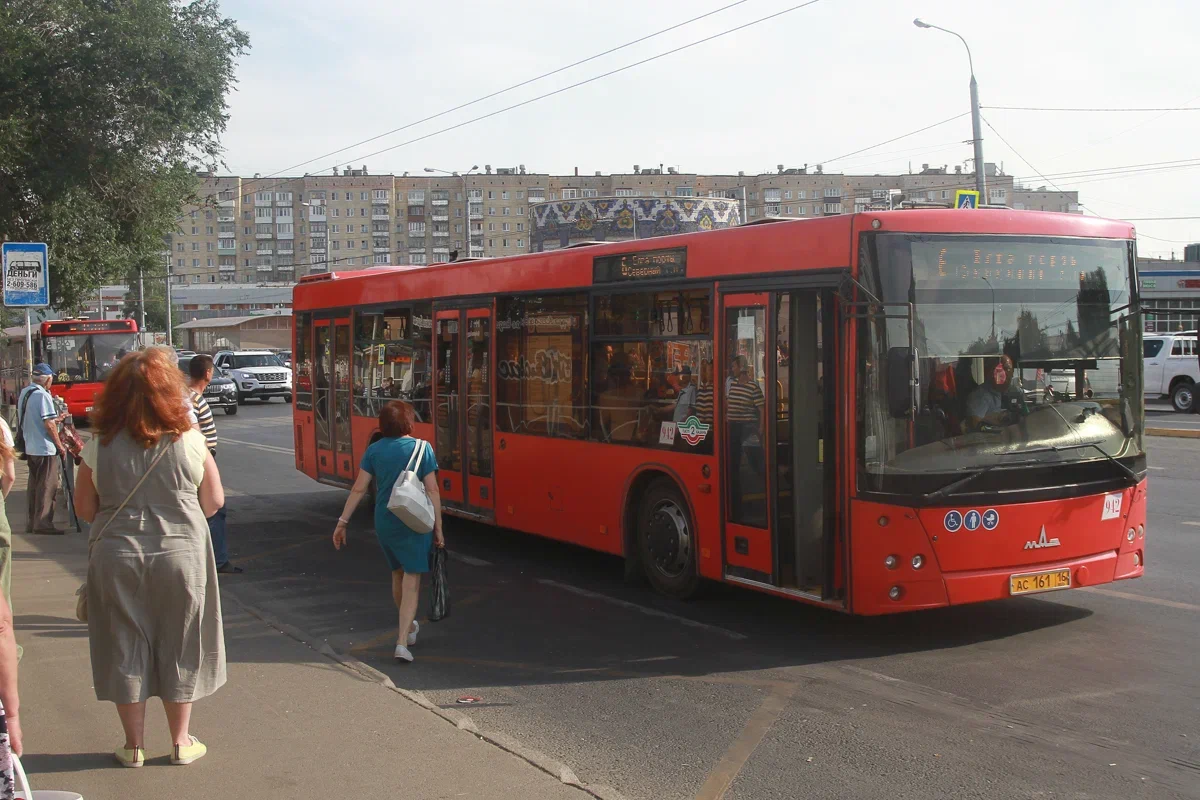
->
<box><xmin>1146</xmin><ymin>427</ymin><xmax>1200</xmax><ymax>439</ymax></box>
<box><xmin>225</xmin><ymin>591</ymin><xmax>628</xmax><ymax>800</ymax></box>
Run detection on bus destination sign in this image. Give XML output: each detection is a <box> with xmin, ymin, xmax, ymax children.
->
<box><xmin>593</xmin><ymin>248</ymin><xmax>687</xmax><ymax>284</ymax></box>
<box><xmin>44</xmin><ymin>319</ymin><xmax>136</xmax><ymax>335</ymax></box>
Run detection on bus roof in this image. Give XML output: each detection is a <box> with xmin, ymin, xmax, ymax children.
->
<box><xmin>293</xmin><ymin>209</ymin><xmax>1136</xmax><ymax>311</ymax></box>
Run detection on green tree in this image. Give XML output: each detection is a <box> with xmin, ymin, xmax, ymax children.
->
<box><xmin>0</xmin><ymin>0</ymin><xmax>249</xmax><ymax>311</ymax></box>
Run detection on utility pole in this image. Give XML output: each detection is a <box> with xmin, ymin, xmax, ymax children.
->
<box><xmin>165</xmin><ymin>253</ymin><xmax>174</xmax><ymax>347</ymax></box>
<box><xmin>137</xmin><ymin>265</ymin><xmax>146</xmax><ymax>331</ymax></box>
<box><xmin>914</xmin><ymin>19</ymin><xmax>987</xmax><ymax>196</ymax></box>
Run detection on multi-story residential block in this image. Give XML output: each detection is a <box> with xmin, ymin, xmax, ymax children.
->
<box><xmin>1012</xmin><ymin>185</ymin><xmax>1081</xmax><ymax>213</ymax></box>
<box><xmin>171</xmin><ymin>161</ymin><xmax>1030</xmax><ymax>284</ymax></box>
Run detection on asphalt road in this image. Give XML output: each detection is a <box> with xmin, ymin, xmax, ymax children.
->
<box><xmin>212</xmin><ymin>400</ymin><xmax>1200</xmax><ymax>800</ymax></box>
<box><xmin>1147</xmin><ymin>402</ymin><xmax>1200</xmax><ymax>433</ymax></box>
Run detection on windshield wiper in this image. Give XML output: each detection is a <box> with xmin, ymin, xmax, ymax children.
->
<box><xmin>923</xmin><ymin>456</ymin><xmax>1045</xmax><ymax>502</ymax></box>
<box><xmin>922</xmin><ymin>440</ymin><xmax>1138</xmax><ymax>502</ymax></box>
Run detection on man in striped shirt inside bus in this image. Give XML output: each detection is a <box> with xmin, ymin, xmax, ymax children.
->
<box><xmin>188</xmin><ymin>354</ymin><xmax>242</xmax><ymax>574</ymax></box>
<box><xmin>726</xmin><ymin>355</ymin><xmax>767</xmax><ymax>523</ymax></box>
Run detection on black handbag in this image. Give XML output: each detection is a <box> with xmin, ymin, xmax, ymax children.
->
<box><xmin>429</xmin><ymin>545</ymin><xmax>449</xmax><ymax>621</ymax></box>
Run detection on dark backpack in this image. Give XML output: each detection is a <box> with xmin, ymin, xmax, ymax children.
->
<box><xmin>13</xmin><ymin>388</ymin><xmax>35</xmax><ymax>460</ymax></box>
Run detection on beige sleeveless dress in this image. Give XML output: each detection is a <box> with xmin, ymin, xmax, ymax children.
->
<box><xmin>84</xmin><ymin>429</ymin><xmax>226</xmax><ymax>704</ymax></box>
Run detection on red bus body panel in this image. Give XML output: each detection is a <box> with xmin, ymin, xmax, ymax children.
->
<box><xmin>292</xmin><ymin>210</ymin><xmax>1142</xmax><ymax>615</ymax></box>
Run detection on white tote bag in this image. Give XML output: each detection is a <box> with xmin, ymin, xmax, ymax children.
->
<box><xmin>386</xmin><ymin>438</ymin><xmax>436</xmax><ymax>534</ymax></box>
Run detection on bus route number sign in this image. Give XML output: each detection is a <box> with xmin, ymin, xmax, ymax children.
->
<box><xmin>593</xmin><ymin>247</ymin><xmax>687</xmax><ymax>283</ymax></box>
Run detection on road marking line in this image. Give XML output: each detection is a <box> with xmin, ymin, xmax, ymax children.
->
<box><xmin>694</xmin><ymin>683</ymin><xmax>795</xmax><ymax>800</ymax></box>
<box><xmin>1183</xmin><ymin>521</ymin><xmax>1200</xmax><ymax>527</ymax></box>
<box><xmin>1081</xmin><ymin>587</ymin><xmax>1200</xmax><ymax>611</ymax></box>
<box><xmin>1147</xmin><ymin>466</ymin><xmax>1166</xmax><ymax>471</ymax></box>
<box><xmin>627</xmin><ymin>655</ymin><xmax>679</xmax><ymax>663</ymax></box>
<box><xmin>448</xmin><ymin>551</ymin><xmax>492</xmax><ymax>567</ymax></box>
<box><xmin>221</xmin><ymin>437</ymin><xmax>293</xmax><ymax>454</ymax></box>
<box><xmin>537</xmin><ymin>579</ymin><xmax>747</xmax><ymax>641</ymax></box>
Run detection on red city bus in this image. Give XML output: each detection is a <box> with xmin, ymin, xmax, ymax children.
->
<box><xmin>292</xmin><ymin>210</ymin><xmax>1146</xmax><ymax>614</ymax></box>
<box><xmin>0</xmin><ymin>319</ymin><xmax>140</xmax><ymax>419</ymax></box>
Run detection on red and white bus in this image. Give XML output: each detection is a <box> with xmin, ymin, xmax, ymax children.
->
<box><xmin>1</xmin><ymin>319</ymin><xmax>140</xmax><ymax>418</ymax></box>
<box><xmin>292</xmin><ymin>210</ymin><xmax>1147</xmax><ymax>614</ymax></box>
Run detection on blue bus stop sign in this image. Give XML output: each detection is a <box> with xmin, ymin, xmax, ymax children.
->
<box><xmin>2</xmin><ymin>242</ymin><xmax>50</xmax><ymax>308</ymax></box>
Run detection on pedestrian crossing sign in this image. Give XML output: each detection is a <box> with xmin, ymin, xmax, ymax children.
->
<box><xmin>954</xmin><ymin>190</ymin><xmax>980</xmax><ymax>209</ymax></box>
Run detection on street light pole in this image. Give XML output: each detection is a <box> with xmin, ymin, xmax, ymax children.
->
<box><xmin>914</xmin><ymin>18</ymin><xmax>986</xmax><ymax>197</ymax></box>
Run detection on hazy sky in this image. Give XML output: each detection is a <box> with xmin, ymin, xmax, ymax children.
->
<box><xmin>217</xmin><ymin>0</ymin><xmax>1198</xmax><ymax>257</ymax></box>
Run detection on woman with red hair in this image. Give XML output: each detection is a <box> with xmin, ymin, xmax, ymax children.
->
<box><xmin>332</xmin><ymin>400</ymin><xmax>443</xmax><ymax>663</ymax></box>
<box><xmin>74</xmin><ymin>347</ymin><xmax>226</xmax><ymax>768</ymax></box>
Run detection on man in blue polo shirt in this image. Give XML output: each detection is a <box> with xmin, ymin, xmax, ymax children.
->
<box><xmin>18</xmin><ymin>364</ymin><xmax>66</xmax><ymax>534</ymax></box>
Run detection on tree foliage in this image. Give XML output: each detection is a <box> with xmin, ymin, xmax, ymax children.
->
<box><xmin>0</xmin><ymin>0</ymin><xmax>248</xmax><ymax>312</ymax></box>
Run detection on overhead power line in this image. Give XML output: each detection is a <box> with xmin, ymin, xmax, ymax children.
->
<box><xmin>244</xmin><ymin>0</ymin><xmax>760</xmax><ymax>190</ymax></box>
<box><xmin>985</xmin><ymin>105</ymin><xmax>1200</xmax><ymax>112</ymax></box>
<box><xmin>816</xmin><ymin>113</ymin><xmax>969</xmax><ymax>165</ymax></box>
<box><xmin>236</xmin><ymin>0</ymin><xmax>828</xmax><ymax>201</ymax></box>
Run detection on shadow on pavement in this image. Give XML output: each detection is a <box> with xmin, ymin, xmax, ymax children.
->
<box><xmin>211</xmin><ymin>489</ymin><xmax>1094</xmax><ymax>692</ymax></box>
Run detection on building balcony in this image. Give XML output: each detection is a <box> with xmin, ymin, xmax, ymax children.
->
<box><xmin>431</xmin><ymin>199</ymin><xmax>449</xmax><ymax>206</ymax></box>
<box><xmin>256</xmin><ymin>264</ymin><xmax>273</xmax><ymax>272</ymax></box>
<box><xmin>216</xmin><ymin>198</ymin><xmax>235</xmax><ymax>208</ymax></box>
<box><xmin>372</xmin><ymin>208</ymin><xmax>390</xmax><ymax>220</ymax></box>
<box><xmin>432</xmin><ymin>246</ymin><xmax>450</xmax><ymax>254</ymax></box>
<box><xmin>256</xmin><ymin>232</ymin><xmax>273</xmax><ymax>239</ymax></box>
<box><xmin>470</xmin><ymin>249</ymin><xmax>485</xmax><ymax>258</ymax></box>
<box><xmin>432</xmin><ymin>230</ymin><xmax>449</xmax><ymax>238</ymax></box>
<box><xmin>469</xmin><ymin>209</ymin><xmax>483</xmax><ymax>220</ymax></box>
<box><xmin>276</xmin><ymin>263</ymin><xmax>295</xmax><ymax>271</ymax></box>
<box><xmin>218</xmin><ymin>242</ymin><xmax>236</xmax><ymax>253</ymax></box>
<box><xmin>256</xmin><ymin>246</ymin><xmax>274</xmax><ymax>255</ymax></box>
<box><xmin>219</xmin><ymin>263</ymin><xmax>236</xmax><ymax>272</ymax></box>
<box><xmin>276</xmin><ymin>230</ymin><xmax>294</xmax><ymax>240</ymax></box>
<box><xmin>431</xmin><ymin>213</ymin><xmax>449</xmax><ymax>222</ymax></box>
<box><xmin>374</xmin><ymin>246</ymin><xmax>390</xmax><ymax>253</ymax></box>
<box><xmin>308</xmin><ymin>208</ymin><xmax>327</xmax><ymax>222</ymax></box>
<box><xmin>276</xmin><ymin>198</ymin><xmax>292</xmax><ymax>207</ymax></box>
<box><xmin>217</xmin><ymin>212</ymin><xmax>234</xmax><ymax>222</ymax></box>
<box><xmin>408</xmin><ymin>247</ymin><xmax>426</xmax><ymax>254</ymax></box>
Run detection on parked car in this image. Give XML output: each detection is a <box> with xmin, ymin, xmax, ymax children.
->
<box><xmin>214</xmin><ymin>349</ymin><xmax>293</xmax><ymax>404</ymax></box>
<box><xmin>1144</xmin><ymin>330</ymin><xmax>1198</xmax><ymax>412</ymax></box>
<box><xmin>274</xmin><ymin>349</ymin><xmax>292</xmax><ymax>369</ymax></box>
<box><xmin>178</xmin><ymin>357</ymin><xmax>238</xmax><ymax>415</ymax></box>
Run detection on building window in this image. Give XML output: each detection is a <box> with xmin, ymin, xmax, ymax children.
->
<box><xmin>797</xmin><ymin>190</ymin><xmax>806</xmax><ymax>200</ymax></box>
<box><xmin>503</xmin><ymin>238</ymin><xmax>509</xmax><ymax>247</ymax></box>
<box><xmin>503</xmin><ymin>207</ymin><xmax>511</xmax><ymax>216</ymax></box>
<box><xmin>824</xmin><ymin>202</ymin><xmax>843</xmax><ymax>214</ymax></box>
<box><xmin>764</xmin><ymin>189</ymin><xmax>782</xmax><ymax>203</ymax></box>
<box><xmin>824</xmin><ymin>188</ymin><xmax>842</xmax><ymax>198</ymax></box>
<box><xmin>615</xmin><ymin>188</ymin><xmax>634</xmax><ymax>197</ymax></box>
<box><xmin>373</xmin><ymin>189</ymin><xmax>389</xmax><ymax>202</ymax></box>
<box><xmin>528</xmin><ymin>188</ymin><xmax>545</xmax><ymax>202</ymax></box>
<box><xmin>561</xmin><ymin>189</ymin><xmax>579</xmax><ymax>200</ymax></box>
<box><xmin>487</xmin><ymin>190</ymin><xmax>495</xmax><ymax>199</ymax></box>
<box><xmin>408</xmin><ymin>190</ymin><xmax>425</xmax><ymax>203</ymax></box>
<box><xmin>517</xmin><ymin>239</ymin><xmax>524</xmax><ymax>248</ymax></box>
<box><xmin>488</xmin><ymin>207</ymin><xmax>496</xmax><ymax>216</ymax></box>
<box><xmin>584</xmin><ymin>189</ymin><xmax>598</xmax><ymax>198</ymax></box>
<box><xmin>517</xmin><ymin>207</ymin><xmax>525</xmax><ymax>216</ymax></box>
<box><xmin>517</xmin><ymin>222</ymin><xmax>524</xmax><ymax>232</ymax></box>
<box><xmin>192</xmin><ymin>258</ymin><xmax>200</xmax><ymax>267</ymax></box>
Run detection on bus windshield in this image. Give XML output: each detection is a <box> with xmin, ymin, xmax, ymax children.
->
<box><xmin>42</xmin><ymin>332</ymin><xmax>140</xmax><ymax>384</ymax></box>
<box><xmin>858</xmin><ymin>234</ymin><xmax>1142</xmax><ymax>496</ymax></box>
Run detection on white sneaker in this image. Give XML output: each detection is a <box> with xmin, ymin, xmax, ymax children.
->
<box><xmin>407</xmin><ymin>620</ymin><xmax>419</xmax><ymax>646</ymax></box>
<box><xmin>393</xmin><ymin>643</ymin><xmax>414</xmax><ymax>662</ymax></box>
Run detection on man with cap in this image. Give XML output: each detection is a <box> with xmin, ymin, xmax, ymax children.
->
<box><xmin>672</xmin><ymin>364</ymin><xmax>698</xmax><ymax>424</ymax></box>
<box><xmin>18</xmin><ymin>364</ymin><xmax>66</xmax><ymax>534</ymax></box>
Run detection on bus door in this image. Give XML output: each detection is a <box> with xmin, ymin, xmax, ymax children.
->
<box><xmin>433</xmin><ymin>306</ymin><xmax>494</xmax><ymax>518</ymax></box>
<box><xmin>314</xmin><ymin>316</ymin><xmax>354</xmax><ymax>483</ymax></box>
<box><xmin>720</xmin><ymin>289</ymin><xmax>836</xmax><ymax>598</ymax></box>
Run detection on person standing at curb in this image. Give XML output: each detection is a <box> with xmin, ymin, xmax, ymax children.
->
<box><xmin>187</xmin><ymin>355</ymin><xmax>241</xmax><ymax>574</ymax></box>
<box><xmin>75</xmin><ymin>348</ymin><xmax>226</xmax><ymax>768</ymax></box>
<box><xmin>17</xmin><ymin>365</ymin><xmax>65</xmax><ymax>535</ymax></box>
<box><xmin>0</xmin><ymin>427</ymin><xmax>18</xmax><ymax>665</ymax></box>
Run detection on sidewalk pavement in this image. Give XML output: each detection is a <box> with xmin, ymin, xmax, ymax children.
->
<box><xmin>7</xmin><ymin>473</ymin><xmax>591</xmax><ymax>800</ymax></box>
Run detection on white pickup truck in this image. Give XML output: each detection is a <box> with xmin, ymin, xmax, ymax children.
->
<box><xmin>1144</xmin><ymin>330</ymin><xmax>1199</xmax><ymax>411</ymax></box>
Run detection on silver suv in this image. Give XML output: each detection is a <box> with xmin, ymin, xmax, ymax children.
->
<box><xmin>214</xmin><ymin>350</ymin><xmax>293</xmax><ymax>404</ymax></box>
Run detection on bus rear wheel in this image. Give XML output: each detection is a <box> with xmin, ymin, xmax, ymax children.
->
<box><xmin>636</xmin><ymin>479</ymin><xmax>700</xmax><ymax>599</ymax></box>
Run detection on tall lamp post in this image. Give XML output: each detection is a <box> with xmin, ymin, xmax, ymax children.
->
<box><xmin>914</xmin><ymin>18</ymin><xmax>986</xmax><ymax>197</ymax></box>
<box><xmin>424</xmin><ymin>166</ymin><xmax>479</xmax><ymax>261</ymax></box>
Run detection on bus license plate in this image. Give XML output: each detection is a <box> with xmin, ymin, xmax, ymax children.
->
<box><xmin>1009</xmin><ymin>568</ymin><xmax>1071</xmax><ymax>596</ymax></box>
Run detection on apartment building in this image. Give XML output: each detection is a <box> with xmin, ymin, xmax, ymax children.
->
<box><xmin>1012</xmin><ymin>185</ymin><xmax>1081</xmax><ymax>214</ymax></box>
<box><xmin>170</xmin><ymin>162</ymin><xmax>1025</xmax><ymax>285</ymax></box>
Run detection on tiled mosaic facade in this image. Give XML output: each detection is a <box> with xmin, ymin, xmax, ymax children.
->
<box><xmin>531</xmin><ymin>197</ymin><xmax>741</xmax><ymax>252</ymax></box>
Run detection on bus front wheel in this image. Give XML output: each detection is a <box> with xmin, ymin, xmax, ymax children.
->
<box><xmin>636</xmin><ymin>479</ymin><xmax>700</xmax><ymax>599</ymax></box>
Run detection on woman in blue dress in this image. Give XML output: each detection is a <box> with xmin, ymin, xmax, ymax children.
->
<box><xmin>332</xmin><ymin>401</ymin><xmax>444</xmax><ymax>662</ymax></box>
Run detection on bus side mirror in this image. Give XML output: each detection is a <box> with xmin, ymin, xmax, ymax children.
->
<box><xmin>886</xmin><ymin>346</ymin><xmax>914</xmax><ymax>418</ymax></box>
